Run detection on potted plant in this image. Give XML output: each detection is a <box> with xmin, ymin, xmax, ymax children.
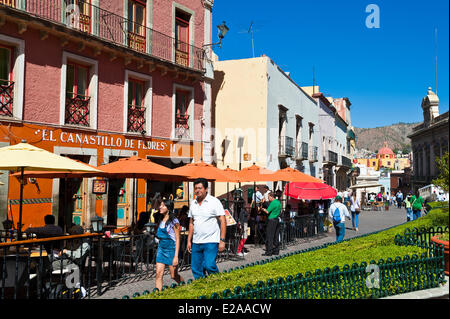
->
<box><xmin>432</xmin><ymin>231</ymin><xmax>449</xmax><ymax>275</ymax></box>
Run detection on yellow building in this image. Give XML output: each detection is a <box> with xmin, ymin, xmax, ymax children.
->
<box><xmin>355</xmin><ymin>143</ymin><xmax>410</xmax><ymax>171</ymax></box>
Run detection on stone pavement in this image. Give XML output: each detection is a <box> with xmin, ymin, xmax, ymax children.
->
<box><xmin>90</xmin><ymin>206</ymin><xmax>446</xmax><ymax>299</ymax></box>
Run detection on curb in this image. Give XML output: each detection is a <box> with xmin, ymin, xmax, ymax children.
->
<box><xmin>381</xmin><ymin>276</ymin><xmax>449</xmax><ymax>299</ymax></box>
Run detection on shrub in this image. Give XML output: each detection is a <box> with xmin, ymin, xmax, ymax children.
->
<box><xmin>141</xmin><ymin>205</ymin><xmax>448</xmax><ymax>299</ymax></box>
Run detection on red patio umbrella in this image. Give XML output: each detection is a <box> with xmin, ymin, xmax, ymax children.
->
<box><xmin>284</xmin><ymin>182</ymin><xmax>337</xmax><ymax>200</ymax></box>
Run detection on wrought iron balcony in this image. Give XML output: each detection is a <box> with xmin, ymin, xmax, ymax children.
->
<box><xmin>65</xmin><ymin>93</ymin><xmax>90</xmax><ymax>126</ymax></box>
<box><xmin>0</xmin><ymin>80</ymin><xmax>14</xmax><ymax>117</ymax></box>
<box><xmin>127</xmin><ymin>104</ymin><xmax>146</xmax><ymax>133</ymax></box>
<box><xmin>175</xmin><ymin>113</ymin><xmax>190</xmax><ymax>139</ymax></box>
<box><xmin>308</xmin><ymin>145</ymin><xmax>318</xmax><ymax>162</ymax></box>
<box><xmin>279</xmin><ymin>136</ymin><xmax>294</xmax><ymax>158</ymax></box>
<box><xmin>341</xmin><ymin>155</ymin><xmax>352</xmax><ymax>168</ymax></box>
<box><xmin>1</xmin><ymin>0</ymin><xmax>205</xmax><ymax>72</ymax></box>
<box><xmin>323</xmin><ymin>150</ymin><xmax>338</xmax><ymax>164</ymax></box>
<box><xmin>294</xmin><ymin>141</ymin><xmax>308</xmax><ymax>160</ymax></box>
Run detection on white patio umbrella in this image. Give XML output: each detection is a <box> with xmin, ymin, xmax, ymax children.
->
<box><xmin>0</xmin><ymin>141</ymin><xmax>102</xmax><ymax>238</ymax></box>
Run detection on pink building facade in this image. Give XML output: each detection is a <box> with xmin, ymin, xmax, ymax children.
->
<box><xmin>0</xmin><ymin>0</ymin><xmax>215</xmax><ymax>230</ymax></box>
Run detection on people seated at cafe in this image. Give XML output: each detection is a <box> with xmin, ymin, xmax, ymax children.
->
<box><xmin>25</xmin><ymin>215</ymin><xmax>64</xmax><ymax>255</ymax></box>
<box><xmin>51</xmin><ymin>225</ymin><xmax>90</xmax><ymax>271</ymax></box>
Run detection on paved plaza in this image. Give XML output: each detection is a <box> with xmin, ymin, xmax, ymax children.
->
<box><xmin>92</xmin><ymin>205</ymin><xmax>425</xmax><ymax>299</ymax></box>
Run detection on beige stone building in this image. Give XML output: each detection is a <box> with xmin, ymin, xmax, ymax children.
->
<box><xmin>408</xmin><ymin>87</ymin><xmax>449</xmax><ymax>193</ymax></box>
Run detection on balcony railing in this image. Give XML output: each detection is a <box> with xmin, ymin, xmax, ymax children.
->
<box><xmin>279</xmin><ymin>136</ymin><xmax>294</xmax><ymax>158</ymax></box>
<box><xmin>341</xmin><ymin>155</ymin><xmax>352</xmax><ymax>168</ymax></box>
<box><xmin>294</xmin><ymin>141</ymin><xmax>308</xmax><ymax>160</ymax></box>
<box><xmin>308</xmin><ymin>145</ymin><xmax>318</xmax><ymax>162</ymax></box>
<box><xmin>175</xmin><ymin>113</ymin><xmax>190</xmax><ymax>139</ymax></box>
<box><xmin>1</xmin><ymin>0</ymin><xmax>205</xmax><ymax>72</ymax></box>
<box><xmin>323</xmin><ymin>150</ymin><xmax>338</xmax><ymax>164</ymax></box>
<box><xmin>0</xmin><ymin>81</ymin><xmax>14</xmax><ymax>117</ymax></box>
<box><xmin>127</xmin><ymin>105</ymin><xmax>146</xmax><ymax>133</ymax></box>
<box><xmin>65</xmin><ymin>93</ymin><xmax>90</xmax><ymax>126</ymax></box>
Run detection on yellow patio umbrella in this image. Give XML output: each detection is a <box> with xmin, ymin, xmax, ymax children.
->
<box><xmin>0</xmin><ymin>141</ymin><xmax>102</xmax><ymax>238</ymax></box>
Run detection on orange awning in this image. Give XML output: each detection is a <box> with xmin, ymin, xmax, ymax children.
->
<box><xmin>235</xmin><ymin>163</ymin><xmax>280</xmax><ymax>182</ymax></box>
<box><xmin>171</xmin><ymin>161</ymin><xmax>233</xmax><ymax>182</ymax></box>
<box><xmin>275</xmin><ymin>167</ymin><xmax>324</xmax><ymax>183</ymax></box>
<box><xmin>98</xmin><ymin>156</ymin><xmax>187</xmax><ymax>181</ymax></box>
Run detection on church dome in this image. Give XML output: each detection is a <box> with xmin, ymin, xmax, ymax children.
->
<box><xmin>378</xmin><ymin>145</ymin><xmax>394</xmax><ymax>155</ymax></box>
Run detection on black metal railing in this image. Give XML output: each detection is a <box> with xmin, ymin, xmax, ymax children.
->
<box><xmin>65</xmin><ymin>93</ymin><xmax>90</xmax><ymax>126</ymax></box>
<box><xmin>0</xmin><ymin>233</ymin><xmax>101</xmax><ymax>299</ymax></box>
<box><xmin>175</xmin><ymin>113</ymin><xmax>190</xmax><ymax>139</ymax></box>
<box><xmin>323</xmin><ymin>150</ymin><xmax>338</xmax><ymax>164</ymax></box>
<box><xmin>0</xmin><ymin>224</ymin><xmax>244</xmax><ymax>299</ymax></box>
<box><xmin>279</xmin><ymin>136</ymin><xmax>294</xmax><ymax>157</ymax></box>
<box><xmin>251</xmin><ymin>213</ymin><xmax>326</xmax><ymax>251</ymax></box>
<box><xmin>0</xmin><ymin>81</ymin><xmax>14</xmax><ymax>117</ymax></box>
<box><xmin>308</xmin><ymin>146</ymin><xmax>318</xmax><ymax>162</ymax></box>
<box><xmin>341</xmin><ymin>155</ymin><xmax>352</xmax><ymax>168</ymax></box>
<box><xmin>1</xmin><ymin>0</ymin><xmax>205</xmax><ymax>72</ymax></box>
<box><xmin>295</xmin><ymin>141</ymin><xmax>308</xmax><ymax>160</ymax></box>
<box><xmin>127</xmin><ymin>104</ymin><xmax>146</xmax><ymax>133</ymax></box>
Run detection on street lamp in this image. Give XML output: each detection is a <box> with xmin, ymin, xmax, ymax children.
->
<box><xmin>91</xmin><ymin>215</ymin><xmax>104</xmax><ymax>233</ymax></box>
<box><xmin>203</xmin><ymin>21</ymin><xmax>229</xmax><ymax>48</ymax></box>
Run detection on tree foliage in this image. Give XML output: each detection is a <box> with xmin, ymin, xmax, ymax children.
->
<box><xmin>432</xmin><ymin>152</ymin><xmax>449</xmax><ymax>192</ymax></box>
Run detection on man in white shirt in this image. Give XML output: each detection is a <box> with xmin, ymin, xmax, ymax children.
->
<box><xmin>328</xmin><ymin>195</ymin><xmax>351</xmax><ymax>242</ymax></box>
<box><xmin>187</xmin><ymin>178</ymin><xmax>226</xmax><ymax>279</ymax></box>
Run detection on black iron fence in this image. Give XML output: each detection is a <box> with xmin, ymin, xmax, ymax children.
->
<box><xmin>0</xmin><ymin>223</ymin><xmax>245</xmax><ymax>299</ymax></box>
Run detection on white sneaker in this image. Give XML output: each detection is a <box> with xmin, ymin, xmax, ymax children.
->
<box><xmin>243</xmin><ymin>251</ymin><xmax>248</xmax><ymax>255</ymax></box>
<box><xmin>237</xmin><ymin>252</ymin><xmax>244</xmax><ymax>257</ymax></box>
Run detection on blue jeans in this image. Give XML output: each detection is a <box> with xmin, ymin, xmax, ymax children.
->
<box><xmin>413</xmin><ymin>209</ymin><xmax>421</xmax><ymax>220</ymax></box>
<box><xmin>333</xmin><ymin>222</ymin><xmax>345</xmax><ymax>242</ymax></box>
<box><xmin>191</xmin><ymin>243</ymin><xmax>219</xmax><ymax>279</ymax></box>
<box><xmin>351</xmin><ymin>211</ymin><xmax>359</xmax><ymax>229</ymax></box>
<box><xmin>406</xmin><ymin>208</ymin><xmax>413</xmax><ymax>221</ymax></box>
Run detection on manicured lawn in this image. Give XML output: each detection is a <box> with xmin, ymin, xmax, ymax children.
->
<box><xmin>142</xmin><ymin>203</ymin><xmax>448</xmax><ymax>299</ymax></box>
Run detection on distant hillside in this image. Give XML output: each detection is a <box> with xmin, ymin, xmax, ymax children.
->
<box><xmin>354</xmin><ymin>122</ymin><xmax>420</xmax><ymax>153</ymax></box>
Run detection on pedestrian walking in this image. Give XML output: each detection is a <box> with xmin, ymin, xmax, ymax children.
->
<box><xmin>236</xmin><ymin>205</ymin><xmax>249</xmax><ymax>257</ymax></box>
<box><xmin>260</xmin><ymin>192</ymin><xmax>281</xmax><ymax>256</ymax></box>
<box><xmin>317</xmin><ymin>201</ymin><xmax>325</xmax><ymax>232</ymax></box>
<box><xmin>411</xmin><ymin>192</ymin><xmax>424</xmax><ymax>220</ymax></box>
<box><xmin>396</xmin><ymin>191</ymin><xmax>403</xmax><ymax>208</ymax></box>
<box><xmin>350</xmin><ymin>193</ymin><xmax>361</xmax><ymax>231</ymax></box>
<box><xmin>155</xmin><ymin>199</ymin><xmax>184</xmax><ymax>291</ymax></box>
<box><xmin>404</xmin><ymin>192</ymin><xmax>413</xmax><ymax>221</ymax></box>
<box><xmin>186</xmin><ymin>178</ymin><xmax>226</xmax><ymax>279</ymax></box>
<box><xmin>328</xmin><ymin>196</ymin><xmax>351</xmax><ymax>242</ymax></box>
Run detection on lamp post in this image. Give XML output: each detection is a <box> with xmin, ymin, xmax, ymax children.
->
<box><xmin>91</xmin><ymin>215</ymin><xmax>104</xmax><ymax>233</ymax></box>
<box><xmin>237</xmin><ymin>136</ymin><xmax>244</xmax><ymax>188</ymax></box>
<box><xmin>203</xmin><ymin>21</ymin><xmax>229</xmax><ymax>48</ymax></box>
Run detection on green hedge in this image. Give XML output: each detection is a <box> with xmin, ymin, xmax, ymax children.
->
<box><xmin>139</xmin><ymin>204</ymin><xmax>448</xmax><ymax>299</ymax></box>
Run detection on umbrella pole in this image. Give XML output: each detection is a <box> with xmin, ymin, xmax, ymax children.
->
<box><xmin>17</xmin><ymin>167</ymin><xmax>24</xmax><ymax>240</ymax></box>
<box><xmin>227</xmin><ymin>182</ymin><xmax>230</xmax><ymax>210</ymax></box>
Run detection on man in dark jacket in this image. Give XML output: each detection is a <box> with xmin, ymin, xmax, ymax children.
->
<box><xmin>25</xmin><ymin>215</ymin><xmax>64</xmax><ymax>254</ymax></box>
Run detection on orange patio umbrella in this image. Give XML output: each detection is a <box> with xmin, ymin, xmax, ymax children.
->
<box><xmin>171</xmin><ymin>161</ymin><xmax>234</xmax><ymax>182</ymax></box>
<box><xmin>274</xmin><ymin>167</ymin><xmax>325</xmax><ymax>210</ymax></box>
<box><xmin>98</xmin><ymin>156</ymin><xmax>189</xmax><ymax>229</ymax></box>
<box><xmin>234</xmin><ymin>163</ymin><xmax>280</xmax><ymax>210</ymax></box>
<box><xmin>235</xmin><ymin>163</ymin><xmax>280</xmax><ymax>182</ymax></box>
<box><xmin>220</xmin><ymin>166</ymin><xmax>241</xmax><ymax>208</ymax></box>
<box><xmin>275</xmin><ymin>167</ymin><xmax>324</xmax><ymax>183</ymax></box>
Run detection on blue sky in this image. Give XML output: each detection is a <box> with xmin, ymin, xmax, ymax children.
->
<box><xmin>212</xmin><ymin>0</ymin><xmax>449</xmax><ymax>128</ymax></box>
